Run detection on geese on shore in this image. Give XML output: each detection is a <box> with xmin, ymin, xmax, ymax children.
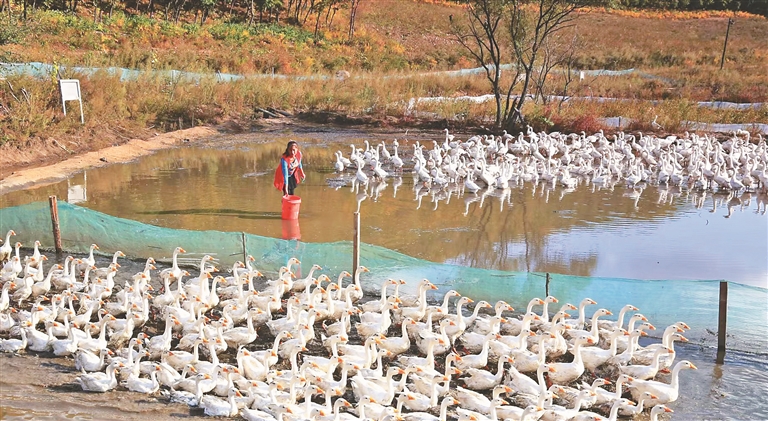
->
<box><xmin>0</xmin><ymin>239</ymin><xmax>705</xmax><ymax>421</ymax></box>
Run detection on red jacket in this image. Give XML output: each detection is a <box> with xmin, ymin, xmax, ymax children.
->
<box><xmin>273</xmin><ymin>151</ymin><xmax>305</xmax><ymax>192</ymax></box>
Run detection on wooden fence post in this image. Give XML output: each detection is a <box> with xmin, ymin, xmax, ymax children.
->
<box><xmin>241</xmin><ymin>232</ymin><xmax>247</xmax><ymax>265</ymax></box>
<box><xmin>545</xmin><ymin>273</ymin><xmax>550</xmax><ymax>297</ymax></box>
<box><xmin>353</xmin><ymin>212</ymin><xmax>360</xmax><ymax>279</ymax></box>
<box><xmin>717</xmin><ymin>281</ymin><xmax>728</xmax><ymax>364</ymax></box>
<box><xmin>48</xmin><ymin>196</ymin><xmax>62</xmax><ymax>254</ymax></box>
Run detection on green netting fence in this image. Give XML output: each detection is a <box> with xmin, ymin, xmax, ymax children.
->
<box><xmin>0</xmin><ymin>200</ymin><xmax>765</xmax><ymax>356</ymax></box>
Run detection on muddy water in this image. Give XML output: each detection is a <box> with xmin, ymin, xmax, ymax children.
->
<box><xmin>1</xmin><ymin>126</ymin><xmax>767</xmax><ymax>420</ymax></box>
<box><xmin>1</xmin><ymin>127</ymin><xmax>766</xmax><ymax>288</ymax></box>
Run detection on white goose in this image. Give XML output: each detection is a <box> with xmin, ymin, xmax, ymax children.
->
<box><xmin>633</xmin><ymin>322</ymin><xmax>687</xmax><ymax>367</ymax></box>
<box><xmin>510</xmin><ymin>332</ymin><xmax>552</xmax><ymax>373</ymax></box>
<box><xmin>460</xmin><ymin>355</ymin><xmax>513</xmax><ymax>391</ymax></box>
<box><xmin>608</xmin><ymin>326</ymin><xmax>651</xmax><ymax>367</ymax></box>
<box><xmin>1</xmin><ymin>255</ymin><xmax>22</xmax><ymax>283</ymax></box>
<box><xmin>505</xmin><ymin>362</ymin><xmax>554</xmax><ymax>396</ymax></box>
<box><xmin>50</xmin><ymin>322</ymin><xmax>81</xmax><ymax>356</ymax></box>
<box><xmin>460</xmin><ymin>315</ymin><xmax>504</xmax><ymax>353</ymax></box>
<box><xmin>455</xmin><ymin>333</ymin><xmax>499</xmax><ymax>371</ymax></box>
<box><xmin>496</xmin><ymin>405</ymin><xmax>544</xmax><ymax>421</ymax></box>
<box><xmin>409</xmin><ymin>352</ymin><xmax>461</xmax><ymax>394</ymax></box>
<box><xmin>397</xmin><ymin>336</ymin><xmax>443</xmax><ymax>374</ymax></box>
<box><xmin>597</xmin><ymin>303</ymin><xmax>639</xmax><ymax>333</ymax></box>
<box><xmin>74</xmin><ymin>347</ymin><xmax>113</xmax><ymax>373</ymax></box>
<box><xmin>547</xmin><ymin>335</ymin><xmax>594</xmax><ymax>385</ymax></box>
<box><xmin>78</xmin><ymin>315</ymin><xmax>115</xmax><ymax>354</ymax></box>
<box><xmin>564</xmin><ymin>308</ymin><xmax>613</xmax><ymax>345</ymax></box>
<box><xmin>0</xmin><ymin>281</ymin><xmax>15</xmax><ymax>312</ymax></box>
<box><xmin>0</xmin><ymin>327</ymin><xmax>27</xmax><ymax>353</ymax></box>
<box><xmin>614</xmin><ymin>313</ymin><xmax>650</xmax><ymax>353</ymax></box>
<box><xmin>124</xmin><ymin>363</ymin><xmax>161</xmax><ymax>394</ymax></box>
<box><xmin>426</xmin><ymin>289</ymin><xmax>461</xmax><ymax>321</ymax></box>
<box><xmin>581</xmin><ymin>327</ymin><xmax>628</xmax><ymax>373</ymax></box>
<box><xmin>466</xmin><ymin>300</ymin><xmax>502</xmax><ymax>333</ymax></box>
<box><xmin>452</xmin><ymin>384</ymin><xmax>513</xmax><ymax>415</ymax></box>
<box><xmin>628</xmin><ymin>360</ymin><xmax>698</xmax><ymax>406</ymax></box>
<box><xmin>377</xmin><ymin>317</ymin><xmax>414</xmax><ymax>356</ymax></box>
<box><xmin>222</xmin><ymin>308</ymin><xmax>260</xmax><ymax>348</ymax></box>
<box><xmin>51</xmin><ymin>256</ymin><xmax>75</xmax><ymax>290</ymax></box>
<box><xmin>242</xmin><ymin>404</ymin><xmax>291</xmax><ymax>421</ymax></box>
<box><xmin>563</xmin><ymin>297</ymin><xmax>597</xmax><ymax>330</ymax></box>
<box><xmin>76</xmin><ymin>361</ymin><xmax>122</xmax><ymax>392</ymax></box>
<box><xmin>416</xmin><ymin>318</ymin><xmax>453</xmax><ymax>355</ymax></box>
<box><xmin>401</xmin><ymin>396</ymin><xmax>458</xmax><ymax>421</ymax></box>
<box><xmin>456</xmin><ymin>397</ymin><xmax>509</xmax><ymax>421</ymax></box>
<box><xmin>443</xmin><ymin>296</ymin><xmax>474</xmax><ymax>345</ymax></box>
<box><xmin>649</xmin><ymin>404</ymin><xmax>674</xmax><ymax>421</ymax></box>
<box><xmin>0</xmin><ymin>230</ymin><xmax>15</xmax><ymax>262</ymax></box>
<box><xmin>291</xmin><ymin>263</ymin><xmax>323</xmax><ymax>293</ymax></box>
<box><xmin>620</xmin><ymin>346</ymin><xmax>674</xmax><ymax>380</ymax></box>
<box><xmin>159</xmin><ymin>246</ymin><xmax>186</xmax><ymax>282</ymax></box>
<box><xmin>348</xmin><ymin>265</ymin><xmax>369</xmax><ymax>302</ymax></box>
<box><xmin>539</xmin><ymin>389</ymin><xmax>596</xmax><ymax>421</ymax></box>
<box><xmin>397</xmin><ymin>383</ymin><xmax>441</xmax><ymax>413</ymax></box>
<box><xmin>361</xmin><ymin>279</ymin><xmax>402</xmax><ymax>313</ymax></box>
<box><xmin>75</xmin><ymin>243</ymin><xmax>100</xmax><ymax>275</ymax></box>
<box><xmin>31</xmin><ymin>263</ymin><xmax>61</xmax><ymax>299</ymax></box>
<box><xmin>501</xmin><ymin>297</ymin><xmax>545</xmax><ymax>335</ymax></box>
<box><xmin>398</xmin><ymin>278</ymin><xmax>438</xmax><ymax>321</ymax></box>
<box><xmin>618</xmin><ymin>390</ymin><xmax>659</xmax><ymax>417</ymax></box>
<box><xmin>560</xmin><ymin>378</ymin><xmax>610</xmax><ymax>409</ymax></box>
<box><xmin>590</xmin><ymin>373</ymin><xmax>632</xmax><ymax>406</ymax></box>
<box><xmin>201</xmin><ymin>386</ymin><xmax>242</xmax><ymax>417</ymax></box>
<box><xmin>94</xmin><ymin>250</ymin><xmax>125</xmax><ymax>278</ymax></box>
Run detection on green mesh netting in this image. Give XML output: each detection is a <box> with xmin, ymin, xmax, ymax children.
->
<box><xmin>0</xmin><ymin>201</ymin><xmax>765</xmax><ymax>355</ymax></box>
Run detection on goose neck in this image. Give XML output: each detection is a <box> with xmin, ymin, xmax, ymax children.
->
<box><xmin>439</xmin><ymin>397</ymin><xmax>452</xmax><ymax>421</ymax></box>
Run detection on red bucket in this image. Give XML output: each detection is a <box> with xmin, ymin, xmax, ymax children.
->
<box><xmin>281</xmin><ymin>195</ymin><xmax>301</xmax><ymax>220</ymax></box>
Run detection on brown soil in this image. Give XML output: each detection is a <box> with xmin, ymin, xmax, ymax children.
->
<box><xmin>0</xmin><ymin>126</ymin><xmax>217</xmax><ymax>194</ymax></box>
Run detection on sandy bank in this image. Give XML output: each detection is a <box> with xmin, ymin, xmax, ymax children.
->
<box><xmin>0</xmin><ymin>127</ymin><xmax>218</xmax><ymax>195</ymax></box>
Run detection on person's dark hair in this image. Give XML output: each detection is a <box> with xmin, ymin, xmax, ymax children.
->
<box><xmin>283</xmin><ymin>140</ymin><xmax>299</xmax><ymax>157</ymax></box>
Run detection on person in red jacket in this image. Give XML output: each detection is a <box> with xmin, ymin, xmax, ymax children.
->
<box><xmin>274</xmin><ymin>140</ymin><xmax>305</xmax><ymax>196</ymax></box>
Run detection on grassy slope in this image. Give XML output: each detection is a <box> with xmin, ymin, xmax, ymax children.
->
<box><xmin>0</xmin><ymin>1</ymin><xmax>766</xmax><ymax>173</ymax></box>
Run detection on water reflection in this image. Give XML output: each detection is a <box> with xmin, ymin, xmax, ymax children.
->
<box><xmin>0</xmin><ymin>129</ymin><xmax>765</xmax><ymax>288</ymax></box>
<box><xmin>66</xmin><ymin>171</ymin><xmax>87</xmax><ymax>204</ymax></box>
<box><xmin>282</xmin><ymin>219</ymin><xmax>301</xmax><ymax>240</ymax></box>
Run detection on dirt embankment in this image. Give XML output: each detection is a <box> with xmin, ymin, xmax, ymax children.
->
<box><xmin>0</xmin><ymin>126</ymin><xmax>217</xmax><ymax>193</ymax></box>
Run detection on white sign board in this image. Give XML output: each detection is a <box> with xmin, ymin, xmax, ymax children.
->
<box><xmin>59</xmin><ymin>79</ymin><xmax>84</xmax><ymax>124</ymax></box>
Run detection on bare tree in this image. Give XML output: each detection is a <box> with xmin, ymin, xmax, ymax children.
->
<box><xmin>506</xmin><ymin>0</ymin><xmax>584</xmax><ymax>129</ymax></box>
<box><xmin>347</xmin><ymin>0</ymin><xmax>361</xmax><ymax>41</ymax></box>
<box><xmin>451</xmin><ymin>0</ymin><xmax>587</xmax><ymax>130</ymax></box>
<box><xmin>450</xmin><ymin>0</ymin><xmax>513</xmax><ymax>128</ymax></box>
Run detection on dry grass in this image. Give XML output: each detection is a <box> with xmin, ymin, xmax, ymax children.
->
<box><xmin>1</xmin><ymin>1</ymin><xmax>766</xmax><ymax>172</ymax></box>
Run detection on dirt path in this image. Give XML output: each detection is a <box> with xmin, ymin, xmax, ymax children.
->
<box><xmin>0</xmin><ymin>126</ymin><xmax>218</xmax><ymax>195</ymax></box>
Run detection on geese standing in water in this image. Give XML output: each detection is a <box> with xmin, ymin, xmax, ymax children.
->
<box><xmin>628</xmin><ymin>360</ymin><xmax>698</xmax><ymax>406</ymax></box>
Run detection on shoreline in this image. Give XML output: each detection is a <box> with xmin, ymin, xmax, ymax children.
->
<box><xmin>0</xmin><ymin>126</ymin><xmax>219</xmax><ymax>196</ymax></box>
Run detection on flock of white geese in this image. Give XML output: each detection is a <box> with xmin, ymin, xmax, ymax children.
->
<box><xmin>332</xmin><ymin>128</ymin><xmax>768</xmax><ymax>214</ymax></box>
<box><xmin>0</xmin><ymin>235</ymin><xmax>696</xmax><ymax>421</ymax></box>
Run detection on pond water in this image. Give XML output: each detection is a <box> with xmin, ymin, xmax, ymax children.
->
<box><xmin>2</xmin><ymin>127</ymin><xmax>766</xmax><ymax>288</ymax></box>
<box><xmin>1</xmin><ymin>125</ymin><xmax>767</xmax><ymax>420</ymax></box>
